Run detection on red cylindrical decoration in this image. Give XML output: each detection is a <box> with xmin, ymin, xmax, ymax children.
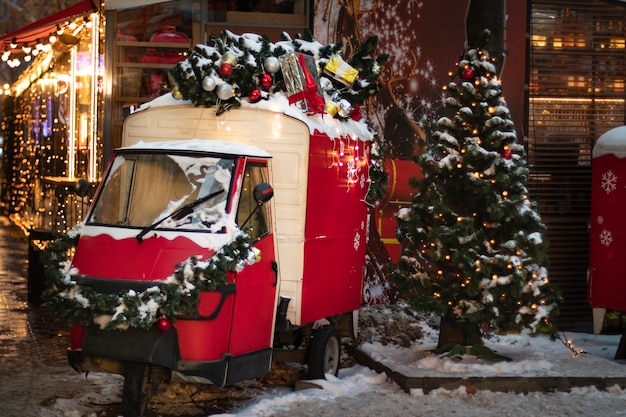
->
<box><xmin>589</xmin><ymin>126</ymin><xmax>626</xmax><ymax>318</ymax></box>
<box><xmin>70</xmin><ymin>324</ymin><xmax>85</xmax><ymax>349</ymax></box>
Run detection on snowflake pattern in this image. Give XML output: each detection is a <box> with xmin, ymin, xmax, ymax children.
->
<box><xmin>354</xmin><ymin>230</ymin><xmax>361</xmax><ymax>251</ymax></box>
<box><xmin>600</xmin><ymin>229</ymin><xmax>613</xmax><ymax>247</ymax></box>
<box><xmin>601</xmin><ymin>170</ymin><xmax>618</xmax><ymax>194</ymax></box>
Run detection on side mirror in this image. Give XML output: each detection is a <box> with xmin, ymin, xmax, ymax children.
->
<box><xmin>241</xmin><ymin>183</ymin><xmax>273</xmax><ymax>230</ymax></box>
<box><xmin>75</xmin><ymin>178</ymin><xmax>90</xmax><ymax>198</ymax></box>
<box><xmin>253</xmin><ymin>182</ymin><xmax>273</xmax><ymax>205</ymax></box>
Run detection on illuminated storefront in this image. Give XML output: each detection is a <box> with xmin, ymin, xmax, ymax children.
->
<box><xmin>0</xmin><ymin>1</ymin><xmax>102</xmax><ymax>233</ymax></box>
<box><xmin>1</xmin><ymin>0</ymin><xmax>310</xmax><ymax>235</ymax></box>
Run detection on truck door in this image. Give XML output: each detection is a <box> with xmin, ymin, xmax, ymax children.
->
<box><xmin>228</xmin><ymin>160</ymin><xmax>278</xmax><ymax>356</ymax></box>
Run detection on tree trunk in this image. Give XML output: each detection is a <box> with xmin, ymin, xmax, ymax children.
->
<box><xmin>437</xmin><ymin>315</ymin><xmax>484</xmax><ymax>348</ymax></box>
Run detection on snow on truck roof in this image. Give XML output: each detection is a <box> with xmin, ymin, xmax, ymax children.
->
<box><xmin>136</xmin><ymin>31</ymin><xmax>389</xmax><ymax>143</ymax></box>
<box><xmin>136</xmin><ymin>92</ymin><xmax>374</xmax><ymax>142</ymax></box>
<box><xmin>123</xmin><ymin>138</ymin><xmax>272</xmax><ymax>158</ymax></box>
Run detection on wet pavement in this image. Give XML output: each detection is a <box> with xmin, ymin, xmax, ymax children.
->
<box><xmin>0</xmin><ymin>216</ymin><xmax>92</xmax><ymax>416</ymax></box>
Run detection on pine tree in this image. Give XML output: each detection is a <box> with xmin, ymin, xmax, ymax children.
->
<box><xmin>394</xmin><ymin>46</ymin><xmax>561</xmax><ymax>352</ymax></box>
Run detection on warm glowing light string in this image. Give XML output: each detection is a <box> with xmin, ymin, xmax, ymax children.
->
<box><xmin>2</xmin><ymin>14</ymin><xmax>93</xmax><ymax>71</ymax></box>
<box><xmin>557</xmin><ymin>332</ymin><xmax>587</xmax><ymax>357</ymax></box>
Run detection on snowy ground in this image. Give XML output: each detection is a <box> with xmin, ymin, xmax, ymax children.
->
<box><xmin>36</xmin><ymin>304</ymin><xmax>626</xmax><ymax>416</ymax></box>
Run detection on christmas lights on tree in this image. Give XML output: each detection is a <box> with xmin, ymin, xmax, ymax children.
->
<box><xmin>393</xmin><ymin>42</ymin><xmax>562</xmax><ymax>352</ymax></box>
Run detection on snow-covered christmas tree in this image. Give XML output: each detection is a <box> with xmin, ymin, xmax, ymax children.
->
<box><xmin>393</xmin><ymin>44</ymin><xmax>562</xmax><ymax>354</ymax></box>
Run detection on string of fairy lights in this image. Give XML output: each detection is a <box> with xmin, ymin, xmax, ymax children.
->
<box><xmin>3</xmin><ymin>12</ymin><xmax>102</xmax><ymax>235</ymax></box>
<box><xmin>1</xmin><ymin>16</ymin><xmax>94</xmax><ymax>70</ymax></box>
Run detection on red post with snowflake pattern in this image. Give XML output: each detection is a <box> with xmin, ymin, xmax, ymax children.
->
<box><xmin>588</xmin><ymin>126</ymin><xmax>626</xmax><ymax>325</ymax></box>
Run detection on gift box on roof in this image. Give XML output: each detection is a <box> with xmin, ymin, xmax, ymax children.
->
<box><xmin>324</xmin><ymin>54</ymin><xmax>359</xmax><ymax>86</ymax></box>
<box><xmin>279</xmin><ymin>52</ymin><xmax>325</xmax><ymax>115</ymax></box>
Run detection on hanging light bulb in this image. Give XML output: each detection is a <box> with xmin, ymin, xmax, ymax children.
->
<box><xmin>9</xmin><ymin>38</ymin><xmax>17</xmax><ymax>49</ymax></box>
<box><xmin>49</xmin><ymin>34</ymin><xmax>57</xmax><ymax>44</ymax></box>
<box><xmin>24</xmin><ymin>55</ymin><xmax>31</xmax><ymax>62</ymax></box>
<box><xmin>22</xmin><ymin>44</ymin><xmax>31</xmax><ymax>54</ymax></box>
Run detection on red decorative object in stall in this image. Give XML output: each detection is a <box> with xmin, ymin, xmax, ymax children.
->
<box><xmin>149</xmin><ymin>25</ymin><xmax>189</xmax><ymax>44</ymax></box>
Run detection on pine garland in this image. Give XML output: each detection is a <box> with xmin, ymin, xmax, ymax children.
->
<box><xmin>169</xmin><ymin>30</ymin><xmax>389</xmax><ymax>118</ymax></box>
<box><xmin>41</xmin><ymin>230</ymin><xmax>258</xmax><ymax>330</ymax></box>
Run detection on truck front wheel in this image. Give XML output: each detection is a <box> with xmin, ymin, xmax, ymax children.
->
<box><xmin>307</xmin><ymin>325</ymin><xmax>341</xmax><ymax>379</ymax></box>
<box><xmin>121</xmin><ymin>361</ymin><xmax>151</xmax><ymax>417</ymax></box>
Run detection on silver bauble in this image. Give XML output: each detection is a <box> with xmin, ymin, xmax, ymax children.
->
<box><xmin>264</xmin><ymin>56</ymin><xmax>280</xmax><ymax>73</ymax></box>
<box><xmin>372</xmin><ymin>61</ymin><xmax>381</xmax><ymax>75</ymax></box>
<box><xmin>338</xmin><ymin>99</ymin><xmax>353</xmax><ymax>118</ymax></box>
<box><xmin>201</xmin><ymin>76</ymin><xmax>216</xmax><ymax>91</ymax></box>
<box><xmin>216</xmin><ymin>83</ymin><xmax>233</xmax><ymax>100</ymax></box>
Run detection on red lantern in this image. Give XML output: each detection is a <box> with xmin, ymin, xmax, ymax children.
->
<box><xmin>219</xmin><ymin>62</ymin><xmax>233</xmax><ymax>77</ymax></box>
<box><xmin>260</xmin><ymin>72</ymin><xmax>273</xmax><ymax>90</ymax></box>
<box><xmin>156</xmin><ymin>317</ymin><xmax>171</xmax><ymax>332</ymax></box>
<box><xmin>462</xmin><ymin>67</ymin><xmax>475</xmax><ymax>80</ymax></box>
<box><xmin>249</xmin><ymin>88</ymin><xmax>261</xmax><ymax>103</ymax></box>
<box><xmin>501</xmin><ymin>149</ymin><xmax>513</xmax><ymax>160</ymax></box>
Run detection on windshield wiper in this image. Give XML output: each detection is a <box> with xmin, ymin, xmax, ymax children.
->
<box><xmin>136</xmin><ymin>189</ymin><xmax>224</xmax><ymax>243</ymax></box>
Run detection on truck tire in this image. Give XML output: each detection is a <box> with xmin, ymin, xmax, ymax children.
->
<box><xmin>307</xmin><ymin>325</ymin><xmax>341</xmax><ymax>379</ymax></box>
<box><xmin>121</xmin><ymin>361</ymin><xmax>151</xmax><ymax>417</ymax></box>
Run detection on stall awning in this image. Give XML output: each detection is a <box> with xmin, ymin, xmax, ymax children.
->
<box><xmin>0</xmin><ymin>0</ymin><xmax>96</xmax><ymax>52</ymax></box>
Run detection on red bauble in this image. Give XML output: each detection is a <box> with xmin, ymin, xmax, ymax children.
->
<box><xmin>249</xmin><ymin>88</ymin><xmax>262</xmax><ymax>103</ymax></box>
<box><xmin>461</xmin><ymin>67</ymin><xmax>475</xmax><ymax>80</ymax></box>
<box><xmin>219</xmin><ymin>62</ymin><xmax>233</xmax><ymax>77</ymax></box>
<box><xmin>502</xmin><ymin>149</ymin><xmax>513</xmax><ymax>159</ymax></box>
<box><xmin>351</xmin><ymin>104</ymin><xmax>362</xmax><ymax>121</ymax></box>
<box><xmin>260</xmin><ymin>72</ymin><xmax>273</xmax><ymax>90</ymax></box>
<box><xmin>156</xmin><ymin>317</ymin><xmax>171</xmax><ymax>332</ymax></box>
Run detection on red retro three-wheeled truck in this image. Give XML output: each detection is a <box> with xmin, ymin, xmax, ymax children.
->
<box><xmin>58</xmin><ymin>93</ymin><xmax>372</xmax><ymax>414</ymax></box>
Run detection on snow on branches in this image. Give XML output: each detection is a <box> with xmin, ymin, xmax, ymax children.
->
<box><xmin>393</xmin><ymin>46</ymin><xmax>562</xmax><ymax>344</ymax></box>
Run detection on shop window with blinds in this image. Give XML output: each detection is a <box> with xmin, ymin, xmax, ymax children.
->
<box><xmin>203</xmin><ymin>0</ymin><xmax>310</xmax><ymax>42</ymax></box>
<box><xmin>528</xmin><ymin>0</ymin><xmax>626</xmax><ymax>330</ymax></box>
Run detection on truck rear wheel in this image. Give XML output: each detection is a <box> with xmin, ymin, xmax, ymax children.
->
<box><xmin>121</xmin><ymin>361</ymin><xmax>151</xmax><ymax>417</ymax></box>
<box><xmin>307</xmin><ymin>325</ymin><xmax>341</xmax><ymax>379</ymax></box>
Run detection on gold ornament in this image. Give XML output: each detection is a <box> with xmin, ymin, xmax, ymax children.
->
<box><xmin>172</xmin><ymin>86</ymin><xmax>183</xmax><ymax>100</ymax></box>
<box><xmin>221</xmin><ymin>51</ymin><xmax>238</xmax><ymax>65</ymax></box>
<box><xmin>325</xmin><ymin>101</ymin><xmax>339</xmax><ymax>116</ymax></box>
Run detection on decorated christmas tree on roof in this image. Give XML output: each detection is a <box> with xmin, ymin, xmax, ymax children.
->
<box><xmin>393</xmin><ymin>42</ymin><xmax>562</xmax><ymax>355</ymax></box>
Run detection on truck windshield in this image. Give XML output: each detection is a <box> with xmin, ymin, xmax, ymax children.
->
<box><xmin>88</xmin><ymin>152</ymin><xmax>234</xmax><ymax>230</ymax></box>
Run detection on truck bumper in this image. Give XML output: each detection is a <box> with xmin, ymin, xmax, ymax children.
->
<box><xmin>67</xmin><ymin>324</ymin><xmax>272</xmax><ymax>387</ymax></box>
